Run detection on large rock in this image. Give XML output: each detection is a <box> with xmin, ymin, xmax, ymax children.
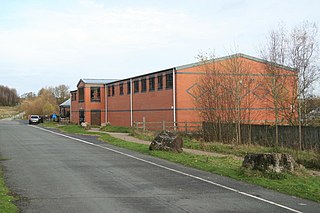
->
<box><xmin>242</xmin><ymin>153</ymin><xmax>297</xmax><ymax>173</ymax></box>
<box><xmin>149</xmin><ymin>131</ymin><xmax>183</xmax><ymax>153</ymax></box>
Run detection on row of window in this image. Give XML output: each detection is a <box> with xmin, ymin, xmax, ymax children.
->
<box><xmin>107</xmin><ymin>73</ymin><xmax>173</xmax><ymax>97</ymax></box>
<box><xmin>72</xmin><ymin>73</ymin><xmax>173</xmax><ymax>102</ymax></box>
<box><xmin>72</xmin><ymin>87</ymin><xmax>101</xmax><ymax>102</ymax></box>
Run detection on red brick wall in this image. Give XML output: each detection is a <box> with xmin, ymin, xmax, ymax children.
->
<box><xmin>70</xmin><ymin>55</ymin><xmax>297</xmax><ymax>127</ymax></box>
<box><xmin>106</xmin><ymin>74</ymin><xmax>174</xmax><ymax>127</ymax></box>
<box><xmin>70</xmin><ymin>82</ymin><xmax>106</xmax><ymax>125</ymax></box>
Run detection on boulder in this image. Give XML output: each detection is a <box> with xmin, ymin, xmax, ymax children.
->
<box><xmin>149</xmin><ymin>131</ymin><xmax>183</xmax><ymax>153</ymax></box>
<box><xmin>242</xmin><ymin>153</ymin><xmax>297</xmax><ymax>173</ymax></box>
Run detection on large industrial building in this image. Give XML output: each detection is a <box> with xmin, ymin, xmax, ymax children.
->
<box><xmin>70</xmin><ymin>53</ymin><xmax>297</xmax><ymax>127</ymax></box>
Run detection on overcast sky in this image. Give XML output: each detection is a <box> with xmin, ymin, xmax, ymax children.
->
<box><xmin>0</xmin><ymin>0</ymin><xmax>319</xmax><ymax>95</ymax></box>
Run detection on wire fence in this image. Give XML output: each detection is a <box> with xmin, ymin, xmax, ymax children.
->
<box><xmin>133</xmin><ymin>118</ymin><xmax>320</xmax><ymax>151</ymax></box>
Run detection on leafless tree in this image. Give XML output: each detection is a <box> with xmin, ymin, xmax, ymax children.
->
<box><xmin>195</xmin><ymin>52</ymin><xmax>254</xmax><ymax>144</ymax></box>
<box><xmin>0</xmin><ymin>85</ymin><xmax>19</xmax><ymax>106</ymax></box>
<box><xmin>260</xmin><ymin>21</ymin><xmax>319</xmax><ymax>148</ymax></box>
<box><xmin>260</xmin><ymin>24</ymin><xmax>299</xmax><ymax>146</ymax></box>
<box><xmin>53</xmin><ymin>84</ymin><xmax>70</xmax><ymax>104</ymax></box>
<box><xmin>288</xmin><ymin>21</ymin><xmax>319</xmax><ymax>125</ymax></box>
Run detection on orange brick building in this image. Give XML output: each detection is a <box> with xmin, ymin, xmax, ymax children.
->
<box><xmin>70</xmin><ymin>54</ymin><xmax>297</xmax><ymax>126</ymax></box>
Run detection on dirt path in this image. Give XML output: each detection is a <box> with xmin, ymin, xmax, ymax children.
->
<box><xmin>89</xmin><ymin>130</ymin><xmax>240</xmax><ymax>159</ymax></box>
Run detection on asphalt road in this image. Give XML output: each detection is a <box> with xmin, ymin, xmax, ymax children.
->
<box><xmin>0</xmin><ymin>120</ymin><xmax>319</xmax><ymax>213</ymax></box>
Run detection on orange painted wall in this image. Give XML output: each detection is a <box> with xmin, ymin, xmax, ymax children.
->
<box><xmin>70</xmin><ymin>55</ymin><xmax>297</xmax><ymax>126</ymax></box>
<box><xmin>174</xmin><ymin>57</ymin><xmax>297</xmax><ymax>124</ymax></box>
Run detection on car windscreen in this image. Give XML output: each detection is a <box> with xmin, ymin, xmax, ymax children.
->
<box><xmin>31</xmin><ymin>116</ymin><xmax>39</xmax><ymax>119</ymax></box>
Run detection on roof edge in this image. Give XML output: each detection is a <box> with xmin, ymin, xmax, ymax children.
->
<box><xmin>175</xmin><ymin>53</ymin><xmax>296</xmax><ymax>72</ymax></box>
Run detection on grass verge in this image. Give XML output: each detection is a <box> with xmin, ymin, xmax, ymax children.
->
<box><xmin>41</xmin><ymin>123</ymin><xmax>320</xmax><ymax>202</ymax></box>
<box><xmin>0</xmin><ymin>164</ymin><xmax>17</xmax><ymax>213</ymax></box>
<box><xmin>0</xmin><ymin>106</ymin><xmax>19</xmax><ymax>119</ymax></box>
<box><xmin>100</xmin><ymin>125</ymin><xmax>132</xmax><ymax>133</ymax></box>
<box><xmin>132</xmin><ymin>130</ymin><xmax>320</xmax><ymax>171</ymax></box>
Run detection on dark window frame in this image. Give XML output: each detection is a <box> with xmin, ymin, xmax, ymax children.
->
<box><xmin>157</xmin><ymin>75</ymin><xmax>163</xmax><ymax>90</ymax></box>
<box><xmin>119</xmin><ymin>83</ymin><xmax>124</xmax><ymax>95</ymax></box>
<box><xmin>141</xmin><ymin>78</ymin><xmax>147</xmax><ymax>93</ymax></box>
<box><xmin>134</xmin><ymin>80</ymin><xmax>139</xmax><ymax>93</ymax></box>
<box><xmin>166</xmin><ymin>72</ymin><xmax>173</xmax><ymax>89</ymax></box>
<box><xmin>127</xmin><ymin>80</ymin><xmax>131</xmax><ymax>94</ymax></box>
<box><xmin>78</xmin><ymin>87</ymin><xmax>84</xmax><ymax>102</ymax></box>
<box><xmin>90</xmin><ymin>86</ymin><xmax>101</xmax><ymax>102</ymax></box>
<box><xmin>107</xmin><ymin>85</ymin><xmax>111</xmax><ymax>97</ymax></box>
<box><xmin>112</xmin><ymin>85</ymin><xmax>115</xmax><ymax>96</ymax></box>
<box><xmin>149</xmin><ymin>76</ymin><xmax>155</xmax><ymax>91</ymax></box>
<box><xmin>71</xmin><ymin>92</ymin><xmax>77</xmax><ymax>101</ymax></box>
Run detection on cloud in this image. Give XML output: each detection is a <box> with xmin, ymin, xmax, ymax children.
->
<box><xmin>0</xmin><ymin>1</ymin><xmax>215</xmax><ymax>67</ymax></box>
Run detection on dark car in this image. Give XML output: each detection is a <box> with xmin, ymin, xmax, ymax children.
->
<box><xmin>29</xmin><ymin>115</ymin><xmax>40</xmax><ymax>124</ymax></box>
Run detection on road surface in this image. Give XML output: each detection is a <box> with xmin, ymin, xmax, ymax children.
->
<box><xmin>0</xmin><ymin>120</ymin><xmax>319</xmax><ymax>212</ymax></box>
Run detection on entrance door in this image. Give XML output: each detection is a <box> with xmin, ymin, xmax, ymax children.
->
<box><xmin>79</xmin><ymin>110</ymin><xmax>85</xmax><ymax>124</ymax></box>
<box><xmin>91</xmin><ymin>110</ymin><xmax>101</xmax><ymax>126</ymax></box>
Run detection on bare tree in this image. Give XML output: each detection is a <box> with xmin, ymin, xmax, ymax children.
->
<box><xmin>0</xmin><ymin>85</ymin><xmax>19</xmax><ymax>106</ymax></box>
<box><xmin>260</xmin><ymin>21</ymin><xmax>319</xmax><ymax>148</ymax></box>
<box><xmin>37</xmin><ymin>84</ymin><xmax>70</xmax><ymax>104</ymax></box>
<box><xmin>288</xmin><ymin>21</ymin><xmax>319</xmax><ymax>125</ymax></box>
<box><xmin>195</xmin><ymin>52</ymin><xmax>254</xmax><ymax>144</ymax></box>
<box><xmin>53</xmin><ymin>84</ymin><xmax>70</xmax><ymax>104</ymax></box>
<box><xmin>260</xmin><ymin>24</ymin><xmax>299</xmax><ymax>147</ymax></box>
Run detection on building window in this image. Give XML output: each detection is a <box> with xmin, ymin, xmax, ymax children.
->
<box><xmin>107</xmin><ymin>85</ymin><xmax>111</xmax><ymax>97</ymax></box>
<box><xmin>112</xmin><ymin>85</ymin><xmax>115</xmax><ymax>96</ymax></box>
<box><xmin>119</xmin><ymin>83</ymin><xmax>124</xmax><ymax>95</ymax></box>
<box><xmin>149</xmin><ymin>77</ymin><xmax>155</xmax><ymax>91</ymax></box>
<box><xmin>78</xmin><ymin>87</ymin><xmax>84</xmax><ymax>102</ymax></box>
<box><xmin>157</xmin><ymin>75</ymin><xmax>163</xmax><ymax>90</ymax></box>
<box><xmin>166</xmin><ymin>72</ymin><xmax>173</xmax><ymax>89</ymax></box>
<box><xmin>71</xmin><ymin>92</ymin><xmax>77</xmax><ymax>101</ymax></box>
<box><xmin>90</xmin><ymin>87</ymin><xmax>100</xmax><ymax>102</ymax></box>
<box><xmin>141</xmin><ymin>78</ymin><xmax>147</xmax><ymax>93</ymax></box>
<box><xmin>127</xmin><ymin>80</ymin><xmax>131</xmax><ymax>94</ymax></box>
<box><xmin>134</xmin><ymin>80</ymin><xmax>139</xmax><ymax>93</ymax></box>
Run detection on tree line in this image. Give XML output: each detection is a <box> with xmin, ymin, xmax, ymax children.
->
<box><xmin>20</xmin><ymin>85</ymin><xmax>70</xmax><ymax>116</ymax></box>
<box><xmin>0</xmin><ymin>85</ymin><xmax>19</xmax><ymax>106</ymax></box>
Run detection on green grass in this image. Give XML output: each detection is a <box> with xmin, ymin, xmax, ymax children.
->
<box><xmin>0</xmin><ymin>165</ymin><xmax>17</xmax><ymax>213</ymax></box>
<box><xmin>0</xmin><ymin>106</ymin><xmax>19</xmax><ymax>119</ymax></box>
<box><xmin>183</xmin><ymin>138</ymin><xmax>320</xmax><ymax>170</ymax></box>
<box><xmin>100</xmin><ymin>125</ymin><xmax>132</xmax><ymax>133</ymax></box>
<box><xmin>41</xmin><ymin>123</ymin><xmax>320</xmax><ymax>202</ymax></box>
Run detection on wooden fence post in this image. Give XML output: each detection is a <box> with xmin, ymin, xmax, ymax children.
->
<box><xmin>162</xmin><ymin>120</ymin><xmax>165</xmax><ymax>131</ymax></box>
<box><xmin>143</xmin><ymin>117</ymin><xmax>146</xmax><ymax>132</ymax></box>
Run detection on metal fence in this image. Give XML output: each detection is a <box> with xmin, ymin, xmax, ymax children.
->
<box><xmin>133</xmin><ymin>118</ymin><xmax>320</xmax><ymax>151</ymax></box>
<box><xmin>203</xmin><ymin>122</ymin><xmax>320</xmax><ymax>151</ymax></box>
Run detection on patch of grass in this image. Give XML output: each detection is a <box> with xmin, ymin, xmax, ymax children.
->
<box><xmin>100</xmin><ymin>125</ymin><xmax>132</xmax><ymax>133</ymax></box>
<box><xmin>182</xmin><ymin>137</ymin><xmax>320</xmax><ymax>170</ymax></box>
<box><xmin>130</xmin><ymin>130</ymin><xmax>156</xmax><ymax>141</ymax></box>
<box><xmin>45</xmin><ymin>124</ymin><xmax>320</xmax><ymax>202</ymax></box>
<box><xmin>58</xmin><ymin>125</ymin><xmax>88</xmax><ymax>134</ymax></box>
<box><xmin>0</xmin><ymin>106</ymin><xmax>20</xmax><ymax>119</ymax></box>
<box><xmin>41</xmin><ymin>122</ymin><xmax>59</xmax><ymax>128</ymax></box>
<box><xmin>0</xmin><ymin>167</ymin><xmax>17</xmax><ymax>213</ymax></box>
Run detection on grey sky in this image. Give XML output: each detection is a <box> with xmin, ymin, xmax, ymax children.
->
<box><xmin>0</xmin><ymin>0</ymin><xmax>319</xmax><ymax>95</ymax></box>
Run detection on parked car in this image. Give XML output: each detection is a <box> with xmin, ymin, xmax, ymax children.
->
<box><xmin>29</xmin><ymin>115</ymin><xmax>40</xmax><ymax>124</ymax></box>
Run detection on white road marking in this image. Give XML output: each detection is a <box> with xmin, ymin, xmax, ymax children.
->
<box><xmin>30</xmin><ymin>125</ymin><xmax>303</xmax><ymax>213</ymax></box>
